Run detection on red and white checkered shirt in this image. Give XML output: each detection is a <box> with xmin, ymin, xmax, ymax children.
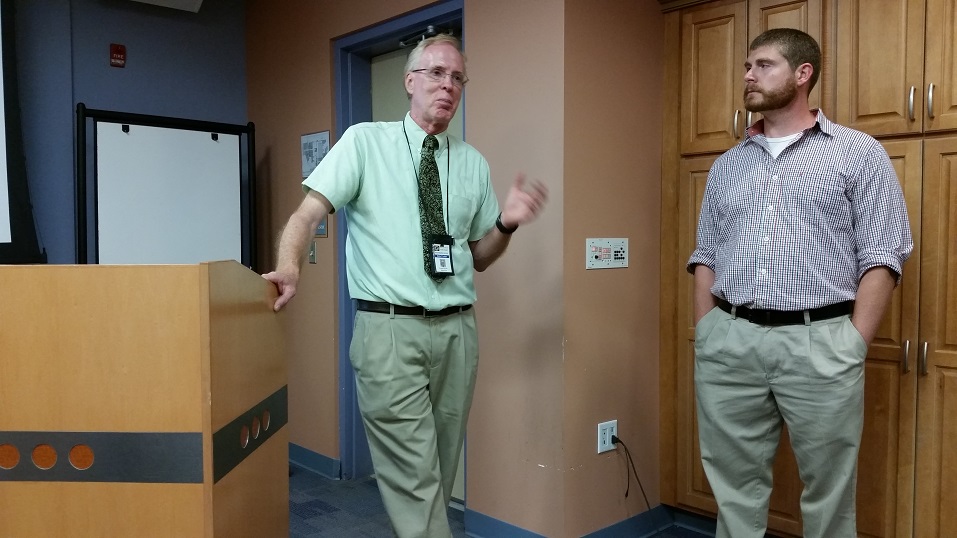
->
<box><xmin>687</xmin><ymin>111</ymin><xmax>914</xmax><ymax>311</ymax></box>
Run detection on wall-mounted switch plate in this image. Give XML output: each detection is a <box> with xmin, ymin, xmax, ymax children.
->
<box><xmin>308</xmin><ymin>241</ymin><xmax>317</xmax><ymax>264</ymax></box>
<box><xmin>586</xmin><ymin>238</ymin><xmax>628</xmax><ymax>269</ymax></box>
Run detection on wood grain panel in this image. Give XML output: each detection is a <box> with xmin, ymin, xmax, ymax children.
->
<box><xmin>660</xmin><ymin>8</ymin><xmax>683</xmax><ymax>506</ymax></box>
<box><xmin>857</xmin><ymin>360</ymin><xmax>905</xmax><ymax>538</ymax></box>
<box><xmin>0</xmin><ymin>480</ymin><xmax>205</xmax><ymax>536</ymax></box>
<box><xmin>675</xmin><ymin>155</ymin><xmax>718</xmax><ymax>513</ymax></box>
<box><xmin>205</xmin><ymin>260</ymin><xmax>284</xmax><ymax>432</ymax></box>
<box><xmin>680</xmin><ymin>0</ymin><xmax>748</xmax><ymax>154</ymax></box>
<box><xmin>861</xmin><ymin>139</ymin><xmax>923</xmax><ymax>538</ymax></box>
<box><xmin>212</xmin><ymin>432</ymin><xmax>289</xmax><ymax>538</ymax></box>
<box><xmin>836</xmin><ymin>0</ymin><xmax>926</xmax><ymax>136</ymax></box>
<box><xmin>924</xmin><ymin>0</ymin><xmax>957</xmax><ymax>132</ymax></box>
<box><xmin>916</xmin><ymin>137</ymin><xmax>957</xmax><ymax>538</ymax></box>
<box><xmin>0</xmin><ymin>265</ymin><xmax>204</xmax><ymax>432</ymax></box>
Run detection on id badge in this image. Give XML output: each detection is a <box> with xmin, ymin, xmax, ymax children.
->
<box><xmin>430</xmin><ymin>234</ymin><xmax>455</xmax><ymax>277</ymax></box>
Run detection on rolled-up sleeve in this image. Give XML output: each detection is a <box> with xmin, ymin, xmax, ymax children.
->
<box><xmin>850</xmin><ymin>142</ymin><xmax>914</xmax><ymax>281</ymax></box>
<box><xmin>687</xmin><ymin>167</ymin><xmax>720</xmax><ymax>274</ymax></box>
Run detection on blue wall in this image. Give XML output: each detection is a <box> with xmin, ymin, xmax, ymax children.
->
<box><xmin>15</xmin><ymin>0</ymin><xmax>247</xmax><ymax>263</ymax></box>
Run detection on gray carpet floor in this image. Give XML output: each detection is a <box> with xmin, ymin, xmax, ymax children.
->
<box><xmin>289</xmin><ymin>464</ymin><xmax>466</xmax><ymax>537</ymax></box>
<box><xmin>288</xmin><ymin>464</ymin><xmax>713</xmax><ymax>537</ymax></box>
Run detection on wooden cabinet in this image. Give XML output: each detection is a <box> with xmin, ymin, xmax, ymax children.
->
<box><xmin>661</xmin><ymin>1</ymin><xmax>957</xmax><ymax>536</ymax></box>
<box><xmin>858</xmin><ymin>135</ymin><xmax>957</xmax><ymax>538</ymax></box>
<box><xmin>679</xmin><ymin>1</ymin><xmax>747</xmax><ymax>154</ymax></box>
<box><xmin>854</xmin><ymin>139</ymin><xmax>921</xmax><ymax>538</ymax></box>
<box><xmin>913</xmin><ymin>137</ymin><xmax>957</xmax><ymax>537</ymax></box>
<box><xmin>836</xmin><ymin>0</ymin><xmax>957</xmax><ymax>136</ymax></box>
<box><xmin>679</xmin><ymin>0</ymin><xmax>823</xmax><ymax>155</ymax></box>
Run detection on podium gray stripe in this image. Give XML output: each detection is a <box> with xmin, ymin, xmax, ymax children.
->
<box><xmin>212</xmin><ymin>385</ymin><xmax>288</xmax><ymax>483</ymax></box>
<box><xmin>0</xmin><ymin>432</ymin><xmax>203</xmax><ymax>483</ymax></box>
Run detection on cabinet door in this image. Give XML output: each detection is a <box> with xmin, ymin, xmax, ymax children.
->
<box><xmin>836</xmin><ymin>0</ymin><xmax>926</xmax><ymax>136</ymax></box>
<box><xmin>923</xmin><ymin>0</ymin><xmax>957</xmax><ymax>131</ymax></box>
<box><xmin>680</xmin><ymin>1</ymin><xmax>748</xmax><ymax>155</ymax></box>
<box><xmin>855</xmin><ymin>140</ymin><xmax>922</xmax><ymax>538</ymax></box>
<box><xmin>675</xmin><ymin>155</ymin><xmax>719</xmax><ymax>514</ymax></box>
<box><xmin>914</xmin><ymin>136</ymin><xmax>957</xmax><ymax>538</ymax></box>
<box><xmin>675</xmin><ymin>155</ymin><xmax>804</xmax><ymax>536</ymax></box>
<box><xmin>748</xmin><ymin>0</ymin><xmax>823</xmax><ymax>112</ymax></box>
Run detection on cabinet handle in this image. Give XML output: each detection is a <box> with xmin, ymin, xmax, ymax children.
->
<box><xmin>921</xmin><ymin>341</ymin><xmax>929</xmax><ymax>376</ymax></box>
<box><xmin>747</xmin><ymin>111</ymin><xmax>753</xmax><ymax>129</ymax></box>
<box><xmin>908</xmin><ymin>86</ymin><xmax>916</xmax><ymax>121</ymax></box>
<box><xmin>733</xmin><ymin>110</ymin><xmax>741</xmax><ymax>139</ymax></box>
<box><xmin>928</xmin><ymin>83</ymin><xmax>936</xmax><ymax>119</ymax></box>
<box><xmin>902</xmin><ymin>339</ymin><xmax>910</xmax><ymax>373</ymax></box>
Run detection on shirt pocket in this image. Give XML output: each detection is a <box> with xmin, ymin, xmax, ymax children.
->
<box><xmin>448</xmin><ymin>193</ymin><xmax>477</xmax><ymax>239</ymax></box>
<box><xmin>785</xmin><ymin>171</ymin><xmax>852</xmax><ymax>232</ymax></box>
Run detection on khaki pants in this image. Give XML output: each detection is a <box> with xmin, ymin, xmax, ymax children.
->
<box><xmin>350</xmin><ymin>308</ymin><xmax>479</xmax><ymax>538</ymax></box>
<box><xmin>693</xmin><ymin>306</ymin><xmax>868</xmax><ymax>538</ymax></box>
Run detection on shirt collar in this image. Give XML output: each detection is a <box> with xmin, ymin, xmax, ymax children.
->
<box><xmin>404</xmin><ymin>113</ymin><xmax>448</xmax><ymax>153</ymax></box>
<box><xmin>744</xmin><ymin>109</ymin><xmax>833</xmax><ymax>142</ymax></box>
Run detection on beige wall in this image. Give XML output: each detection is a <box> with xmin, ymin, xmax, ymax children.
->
<box><xmin>464</xmin><ymin>0</ymin><xmax>567</xmax><ymax>533</ymax></box>
<box><xmin>246</xmin><ymin>0</ymin><xmax>664</xmax><ymax>535</ymax></box>
<box><xmin>561</xmin><ymin>0</ymin><xmax>664</xmax><ymax>534</ymax></box>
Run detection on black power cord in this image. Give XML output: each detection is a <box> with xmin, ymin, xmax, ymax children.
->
<box><xmin>612</xmin><ymin>434</ymin><xmax>667</xmax><ymax>536</ymax></box>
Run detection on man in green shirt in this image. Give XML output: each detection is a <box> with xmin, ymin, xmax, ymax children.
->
<box><xmin>264</xmin><ymin>34</ymin><xmax>547</xmax><ymax>537</ymax></box>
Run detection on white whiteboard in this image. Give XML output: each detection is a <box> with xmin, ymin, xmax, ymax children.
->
<box><xmin>95</xmin><ymin>123</ymin><xmax>241</xmax><ymax>264</ymax></box>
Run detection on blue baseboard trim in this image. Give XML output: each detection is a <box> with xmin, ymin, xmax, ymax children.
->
<box><xmin>463</xmin><ymin>505</ymin><xmax>716</xmax><ymax>538</ymax></box>
<box><xmin>464</xmin><ymin>508</ymin><xmax>547</xmax><ymax>538</ymax></box>
<box><xmin>585</xmin><ymin>505</ymin><xmax>675</xmax><ymax>537</ymax></box>
<box><xmin>672</xmin><ymin>507</ymin><xmax>717</xmax><ymax>535</ymax></box>
<box><xmin>289</xmin><ymin>443</ymin><xmax>341</xmax><ymax>479</ymax></box>
<box><xmin>588</xmin><ymin>505</ymin><xmax>717</xmax><ymax>537</ymax></box>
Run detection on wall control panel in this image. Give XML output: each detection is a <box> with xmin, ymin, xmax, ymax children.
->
<box><xmin>585</xmin><ymin>238</ymin><xmax>628</xmax><ymax>269</ymax></box>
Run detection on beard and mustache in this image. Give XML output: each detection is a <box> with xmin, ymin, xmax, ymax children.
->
<box><xmin>744</xmin><ymin>75</ymin><xmax>798</xmax><ymax>112</ymax></box>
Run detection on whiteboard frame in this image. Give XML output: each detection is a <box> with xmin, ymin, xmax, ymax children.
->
<box><xmin>75</xmin><ymin>105</ymin><xmax>256</xmax><ymax>269</ymax></box>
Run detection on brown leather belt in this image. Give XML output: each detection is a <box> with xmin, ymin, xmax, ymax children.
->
<box><xmin>356</xmin><ymin>299</ymin><xmax>473</xmax><ymax>317</ymax></box>
<box><xmin>717</xmin><ymin>298</ymin><xmax>853</xmax><ymax>326</ymax></box>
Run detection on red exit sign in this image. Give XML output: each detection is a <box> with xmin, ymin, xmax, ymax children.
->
<box><xmin>110</xmin><ymin>43</ymin><xmax>126</xmax><ymax>68</ymax></box>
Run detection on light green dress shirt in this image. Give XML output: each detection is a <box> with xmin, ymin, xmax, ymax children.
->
<box><xmin>302</xmin><ymin>113</ymin><xmax>500</xmax><ymax>310</ymax></box>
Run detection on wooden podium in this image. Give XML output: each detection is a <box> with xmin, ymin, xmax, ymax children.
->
<box><xmin>0</xmin><ymin>261</ymin><xmax>288</xmax><ymax>537</ymax></box>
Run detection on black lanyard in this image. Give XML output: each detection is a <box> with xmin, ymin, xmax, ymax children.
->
<box><xmin>402</xmin><ymin>121</ymin><xmax>451</xmax><ymax>231</ymax></box>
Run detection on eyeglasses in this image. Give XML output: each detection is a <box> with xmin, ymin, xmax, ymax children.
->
<box><xmin>410</xmin><ymin>67</ymin><xmax>469</xmax><ymax>88</ymax></box>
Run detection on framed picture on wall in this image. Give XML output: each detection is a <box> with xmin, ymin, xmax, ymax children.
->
<box><xmin>301</xmin><ymin>130</ymin><xmax>330</xmax><ymax>238</ymax></box>
<box><xmin>301</xmin><ymin>130</ymin><xmax>330</xmax><ymax>179</ymax></box>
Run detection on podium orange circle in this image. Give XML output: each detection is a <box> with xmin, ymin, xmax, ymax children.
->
<box><xmin>32</xmin><ymin>444</ymin><xmax>57</xmax><ymax>470</ymax></box>
<box><xmin>69</xmin><ymin>445</ymin><xmax>95</xmax><ymax>470</ymax></box>
<box><xmin>0</xmin><ymin>444</ymin><xmax>19</xmax><ymax>469</ymax></box>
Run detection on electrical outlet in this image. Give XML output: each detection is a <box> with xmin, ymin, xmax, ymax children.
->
<box><xmin>597</xmin><ymin>419</ymin><xmax>618</xmax><ymax>453</ymax></box>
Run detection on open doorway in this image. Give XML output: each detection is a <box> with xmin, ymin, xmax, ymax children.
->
<box><xmin>332</xmin><ymin>0</ymin><xmax>466</xmax><ymax>507</ymax></box>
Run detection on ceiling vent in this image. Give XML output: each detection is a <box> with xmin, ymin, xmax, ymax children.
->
<box><xmin>129</xmin><ymin>0</ymin><xmax>204</xmax><ymax>13</ymax></box>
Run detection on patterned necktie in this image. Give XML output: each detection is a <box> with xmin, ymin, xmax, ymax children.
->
<box><xmin>418</xmin><ymin>135</ymin><xmax>447</xmax><ymax>282</ymax></box>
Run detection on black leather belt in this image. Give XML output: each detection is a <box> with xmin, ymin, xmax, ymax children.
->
<box><xmin>717</xmin><ymin>298</ymin><xmax>853</xmax><ymax>326</ymax></box>
<box><xmin>356</xmin><ymin>299</ymin><xmax>473</xmax><ymax>317</ymax></box>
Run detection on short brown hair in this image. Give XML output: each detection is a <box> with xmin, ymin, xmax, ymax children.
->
<box><xmin>750</xmin><ymin>28</ymin><xmax>821</xmax><ymax>92</ymax></box>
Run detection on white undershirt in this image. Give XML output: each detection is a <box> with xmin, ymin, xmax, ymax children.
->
<box><xmin>765</xmin><ymin>132</ymin><xmax>802</xmax><ymax>159</ymax></box>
